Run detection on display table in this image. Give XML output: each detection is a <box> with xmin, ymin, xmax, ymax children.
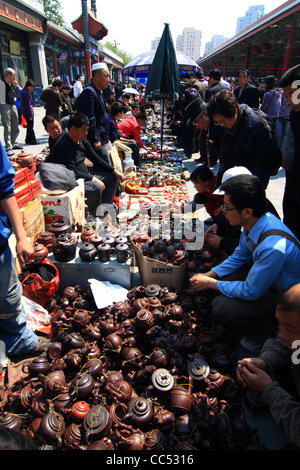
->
<box><xmin>47</xmin><ymin>239</ymin><xmax>140</xmax><ymax>292</ymax></box>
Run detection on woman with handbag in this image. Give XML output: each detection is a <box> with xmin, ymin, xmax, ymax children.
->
<box><xmin>20</xmin><ymin>79</ymin><xmax>39</xmax><ymax>145</ymax></box>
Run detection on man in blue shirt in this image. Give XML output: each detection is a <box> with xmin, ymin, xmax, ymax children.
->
<box><xmin>190</xmin><ymin>174</ymin><xmax>300</xmax><ymax>349</ymax></box>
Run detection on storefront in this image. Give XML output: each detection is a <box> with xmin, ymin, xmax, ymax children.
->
<box><xmin>0</xmin><ymin>0</ymin><xmax>46</xmax><ymax>87</ymax></box>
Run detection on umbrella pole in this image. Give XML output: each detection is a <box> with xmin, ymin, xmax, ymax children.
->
<box><xmin>160</xmin><ymin>99</ymin><xmax>164</xmax><ymax>159</ymax></box>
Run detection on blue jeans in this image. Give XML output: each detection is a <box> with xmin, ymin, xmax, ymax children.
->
<box><xmin>0</xmin><ymin>245</ymin><xmax>38</xmax><ymax>356</ymax></box>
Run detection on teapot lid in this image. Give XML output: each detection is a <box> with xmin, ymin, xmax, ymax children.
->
<box><xmin>151</xmin><ymin>368</ymin><xmax>174</xmax><ymax>391</ymax></box>
<box><xmin>187</xmin><ymin>357</ymin><xmax>210</xmax><ymax>380</ymax></box>
<box><xmin>83</xmin><ymin>404</ymin><xmax>110</xmax><ymax>432</ymax></box>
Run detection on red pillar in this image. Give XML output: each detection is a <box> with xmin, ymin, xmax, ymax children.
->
<box><xmin>282</xmin><ymin>23</ymin><xmax>297</xmax><ymax>75</ymax></box>
<box><xmin>85</xmin><ymin>50</ymin><xmax>92</xmax><ymax>82</ymax></box>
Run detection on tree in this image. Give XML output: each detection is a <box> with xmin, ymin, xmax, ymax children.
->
<box><xmin>43</xmin><ymin>0</ymin><xmax>66</xmax><ymax>27</ymax></box>
<box><xmin>102</xmin><ymin>41</ymin><xmax>132</xmax><ymax>66</ymax></box>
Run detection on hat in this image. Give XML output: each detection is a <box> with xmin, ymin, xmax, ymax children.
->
<box><xmin>213</xmin><ymin>166</ymin><xmax>252</xmax><ymax>195</ymax></box>
<box><xmin>185</xmin><ymin>96</ymin><xmax>207</xmax><ymax>125</ymax></box>
<box><xmin>91</xmin><ymin>62</ymin><xmax>109</xmax><ymax>72</ymax></box>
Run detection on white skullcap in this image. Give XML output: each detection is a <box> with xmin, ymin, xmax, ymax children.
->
<box><xmin>91</xmin><ymin>62</ymin><xmax>109</xmax><ymax>72</ymax></box>
<box><xmin>213</xmin><ymin>166</ymin><xmax>252</xmax><ymax>195</ymax></box>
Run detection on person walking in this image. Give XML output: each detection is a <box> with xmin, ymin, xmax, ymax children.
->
<box><xmin>0</xmin><ymin>68</ymin><xmax>22</xmax><ymax>151</ymax></box>
<box><xmin>20</xmin><ymin>79</ymin><xmax>38</xmax><ymax>145</ymax></box>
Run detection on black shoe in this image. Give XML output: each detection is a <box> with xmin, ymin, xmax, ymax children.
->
<box><xmin>13</xmin><ymin>144</ymin><xmax>23</xmax><ymax>150</ymax></box>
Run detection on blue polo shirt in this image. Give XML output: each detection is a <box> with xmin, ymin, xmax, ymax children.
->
<box><xmin>213</xmin><ymin>212</ymin><xmax>300</xmax><ymax>300</ymax></box>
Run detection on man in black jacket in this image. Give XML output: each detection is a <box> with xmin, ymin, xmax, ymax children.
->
<box><xmin>76</xmin><ymin>63</ymin><xmax>111</xmax><ymax>164</ymax></box>
<box><xmin>51</xmin><ymin>112</ymin><xmax>124</xmax><ymax>213</ymax></box>
<box><xmin>205</xmin><ymin>69</ymin><xmax>227</xmax><ymax>103</ymax></box>
<box><xmin>233</xmin><ymin>69</ymin><xmax>260</xmax><ymax>109</ymax></box>
<box><xmin>206</xmin><ymin>89</ymin><xmax>282</xmax><ymax>189</ymax></box>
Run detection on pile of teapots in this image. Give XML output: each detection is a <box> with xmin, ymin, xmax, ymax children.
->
<box><xmin>0</xmin><ymin>284</ymin><xmax>255</xmax><ymax>450</ymax></box>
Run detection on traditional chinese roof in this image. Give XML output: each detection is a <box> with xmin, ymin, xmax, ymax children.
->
<box><xmin>71</xmin><ymin>8</ymin><xmax>108</xmax><ymax>41</ymax></box>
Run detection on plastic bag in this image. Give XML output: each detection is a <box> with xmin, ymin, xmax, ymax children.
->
<box><xmin>19</xmin><ymin>258</ymin><xmax>60</xmax><ymax>307</ymax></box>
<box><xmin>21</xmin><ymin>114</ymin><xmax>27</xmax><ymax>128</ymax></box>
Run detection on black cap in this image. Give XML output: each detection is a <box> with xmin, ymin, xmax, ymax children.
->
<box><xmin>185</xmin><ymin>96</ymin><xmax>207</xmax><ymax>125</ymax></box>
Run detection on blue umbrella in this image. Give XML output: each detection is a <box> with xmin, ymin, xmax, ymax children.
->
<box><xmin>145</xmin><ymin>23</ymin><xmax>181</xmax><ymax>157</ymax></box>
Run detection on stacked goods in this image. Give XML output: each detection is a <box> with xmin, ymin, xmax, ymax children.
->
<box><xmin>0</xmin><ymin>283</ymin><xmax>257</xmax><ymax>450</ymax></box>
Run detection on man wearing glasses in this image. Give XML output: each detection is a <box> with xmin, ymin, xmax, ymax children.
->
<box><xmin>190</xmin><ymin>173</ymin><xmax>300</xmax><ymax>352</ymax></box>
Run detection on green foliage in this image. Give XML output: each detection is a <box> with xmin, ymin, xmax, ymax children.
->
<box><xmin>101</xmin><ymin>41</ymin><xmax>132</xmax><ymax>66</ymax></box>
<box><xmin>43</xmin><ymin>0</ymin><xmax>66</xmax><ymax>27</ymax></box>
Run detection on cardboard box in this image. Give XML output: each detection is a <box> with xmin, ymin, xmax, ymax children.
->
<box><xmin>133</xmin><ymin>242</ymin><xmax>188</xmax><ymax>292</ymax></box>
<box><xmin>40</xmin><ymin>179</ymin><xmax>85</xmax><ymax>226</ymax></box>
<box><xmin>10</xmin><ymin>197</ymin><xmax>45</xmax><ymax>273</ymax></box>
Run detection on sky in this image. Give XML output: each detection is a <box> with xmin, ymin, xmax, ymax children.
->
<box><xmin>61</xmin><ymin>0</ymin><xmax>287</xmax><ymax>59</ymax></box>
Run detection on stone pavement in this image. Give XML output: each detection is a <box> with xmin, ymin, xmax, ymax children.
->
<box><xmin>0</xmin><ymin>105</ymin><xmax>286</xmax><ymax>220</ymax></box>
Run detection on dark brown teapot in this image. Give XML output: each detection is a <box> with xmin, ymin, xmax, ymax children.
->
<box><xmin>70</xmin><ymin>372</ymin><xmax>95</xmax><ymax>400</ymax></box>
<box><xmin>52</xmin><ymin>233</ymin><xmax>77</xmax><ymax>262</ymax></box>
<box><xmin>83</xmin><ymin>404</ymin><xmax>112</xmax><ymax>444</ymax></box>
<box><xmin>35</xmin><ymin>231</ymin><xmax>56</xmax><ymax>252</ymax></box>
<box><xmin>123</xmin><ymin>397</ymin><xmax>154</xmax><ymax>427</ymax></box>
<box><xmin>22</xmin><ymin>356</ymin><xmax>51</xmax><ymax>377</ymax></box>
<box><xmin>38</xmin><ymin>408</ymin><xmax>66</xmax><ymax>449</ymax></box>
<box><xmin>169</xmin><ymin>375</ymin><xmax>193</xmax><ymax>413</ymax></box>
<box><xmin>63</xmin><ymin>422</ymin><xmax>82</xmax><ymax>450</ymax></box>
<box><xmin>79</xmin><ymin>242</ymin><xmax>97</xmax><ymax>262</ymax></box>
<box><xmin>47</xmin><ymin>219</ymin><xmax>72</xmax><ymax>237</ymax></box>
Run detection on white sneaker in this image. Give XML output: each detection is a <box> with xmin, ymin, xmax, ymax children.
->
<box><xmin>240</xmin><ymin>337</ymin><xmax>262</xmax><ymax>353</ymax></box>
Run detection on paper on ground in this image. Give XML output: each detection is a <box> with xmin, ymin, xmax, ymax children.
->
<box><xmin>88</xmin><ymin>279</ymin><xmax>129</xmax><ymax>309</ymax></box>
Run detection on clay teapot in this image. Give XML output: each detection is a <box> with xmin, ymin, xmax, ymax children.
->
<box><xmin>79</xmin><ymin>242</ymin><xmax>97</xmax><ymax>262</ymax></box>
<box><xmin>135</xmin><ymin>309</ymin><xmax>154</xmax><ymax>331</ymax></box>
<box><xmin>169</xmin><ymin>375</ymin><xmax>193</xmax><ymax>413</ymax></box>
<box><xmin>63</xmin><ymin>422</ymin><xmax>82</xmax><ymax>450</ymax></box>
<box><xmin>103</xmin><ymin>333</ymin><xmax>123</xmax><ymax>354</ymax></box>
<box><xmin>39</xmin><ymin>370</ymin><xmax>68</xmax><ymax>397</ymax></box>
<box><xmin>105</xmin><ymin>379</ymin><xmax>136</xmax><ymax>403</ymax></box>
<box><xmin>47</xmin><ymin>219</ymin><xmax>72</xmax><ymax>237</ymax></box>
<box><xmin>123</xmin><ymin>397</ymin><xmax>154</xmax><ymax>427</ymax></box>
<box><xmin>63</xmin><ymin>332</ymin><xmax>85</xmax><ymax>351</ymax></box>
<box><xmin>35</xmin><ymin>231</ymin><xmax>56</xmax><ymax>252</ymax></box>
<box><xmin>52</xmin><ymin>233</ymin><xmax>77</xmax><ymax>262</ymax></box>
<box><xmin>121</xmin><ymin>347</ymin><xmax>143</xmax><ymax>370</ymax></box>
<box><xmin>68</xmin><ymin>401</ymin><xmax>90</xmax><ymax>423</ymax></box>
<box><xmin>151</xmin><ymin>368</ymin><xmax>174</xmax><ymax>393</ymax></box>
<box><xmin>53</xmin><ymin>392</ymin><xmax>73</xmax><ymax>415</ymax></box>
<box><xmin>72</xmin><ymin>309</ymin><xmax>91</xmax><ymax>330</ymax></box>
<box><xmin>81</xmin><ymin>226</ymin><xmax>96</xmax><ymax>243</ymax></box>
<box><xmin>69</xmin><ymin>372</ymin><xmax>95</xmax><ymax>400</ymax></box>
<box><xmin>89</xmin><ymin>233</ymin><xmax>103</xmax><ymax>248</ymax></box>
<box><xmin>16</xmin><ymin>151</ymin><xmax>34</xmax><ymax>167</ymax></box>
<box><xmin>0</xmin><ymin>411</ymin><xmax>22</xmax><ymax>432</ymax></box>
<box><xmin>149</xmin><ymin>348</ymin><xmax>169</xmax><ymax>368</ymax></box>
<box><xmin>83</xmin><ymin>404</ymin><xmax>112</xmax><ymax>444</ymax></box>
<box><xmin>81</xmin><ymin>357</ymin><xmax>105</xmax><ymax>378</ymax></box>
<box><xmin>145</xmin><ymin>284</ymin><xmax>161</xmax><ymax>297</ymax></box>
<box><xmin>38</xmin><ymin>408</ymin><xmax>66</xmax><ymax>449</ymax></box>
<box><xmin>22</xmin><ymin>356</ymin><xmax>51</xmax><ymax>377</ymax></box>
<box><xmin>31</xmin><ymin>242</ymin><xmax>49</xmax><ymax>260</ymax></box>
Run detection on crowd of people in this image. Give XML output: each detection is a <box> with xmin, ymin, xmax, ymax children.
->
<box><xmin>0</xmin><ymin>61</ymin><xmax>300</xmax><ymax>448</ymax></box>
